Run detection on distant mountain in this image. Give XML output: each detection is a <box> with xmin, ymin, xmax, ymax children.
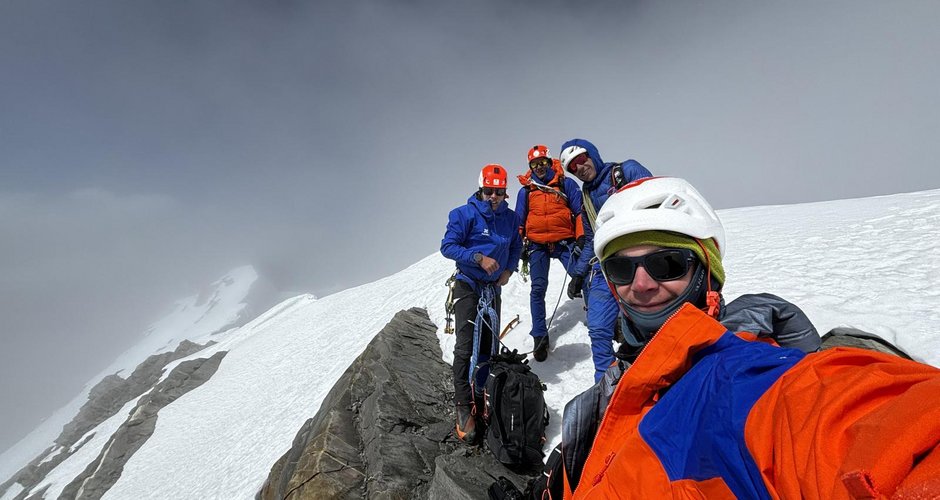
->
<box><xmin>1</xmin><ymin>189</ymin><xmax>938</xmax><ymax>499</ymax></box>
<box><xmin>0</xmin><ymin>265</ymin><xmax>281</xmax><ymax>497</ymax></box>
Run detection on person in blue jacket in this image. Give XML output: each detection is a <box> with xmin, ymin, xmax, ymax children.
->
<box><xmin>440</xmin><ymin>163</ymin><xmax>523</xmax><ymax>444</ymax></box>
<box><xmin>559</xmin><ymin>139</ymin><xmax>652</xmax><ymax>382</ymax></box>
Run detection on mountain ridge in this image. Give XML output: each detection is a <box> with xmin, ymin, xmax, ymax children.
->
<box><xmin>2</xmin><ymin>188</ymin><xmax>938</xmax><ymax>499</ymax></box>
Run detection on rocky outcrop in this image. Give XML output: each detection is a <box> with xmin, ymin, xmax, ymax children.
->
<box><xmin>0</xmin><ymin>340</ymin><xmax>217</xmax><ymax>500</ymax></box>
<box><xmin>821</xmin><ymin>327</ymin><xmax>912</xmax><ymax>359</ymax></box>
<box><xmin>59</xmin><ymin>351</ymin><xmax>227</xmax><ymax>500</ymax></box>
<box><xmin>428</xmin><ymin>452</ymin><xmax>531</xmax><ymax>500</ymax></box>
<box><xmin>257</xmin><ymin>308</ymin><xmax>535</xmax><ymax>500</ymax></box>
<box><xmin>57</xmin><ymin>340</ymin><xmax>210</xmax><ymax>448</ymax></box>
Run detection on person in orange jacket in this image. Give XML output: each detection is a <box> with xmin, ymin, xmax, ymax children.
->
<box><xmin>514</xmin><ymin>145</ymin><xmax>585</xmax><ymax>362</ymax></box>
<box><xmin>556</xmin><ymin>176</ymin><xmax>940</xmax><ymax>499</ymax></box>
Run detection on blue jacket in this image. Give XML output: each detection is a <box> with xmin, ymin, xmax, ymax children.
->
<box><xmin>562</xmin><ymin>138</ymin><xmax>652</xmax><ymax>277</ymax></box>
<box><xmin>441</xmin><ymin>193</ymin><xmax>523</xmax><ymax>288</ymax></box>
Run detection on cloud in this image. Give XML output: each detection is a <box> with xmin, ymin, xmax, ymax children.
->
<box><xmin>66</xmin><ymin>188</ymin><xmax>178</xmax><ymax>212</ymax></box>
<box><xmin>3</xmin><ymin>0</ymin><xmax>940</xmax><ymax>453</ymax></box>
<box><xmin>0</xmin><ymin>188</ymin><xmax>252</xmax><ymax>450</ymax></box>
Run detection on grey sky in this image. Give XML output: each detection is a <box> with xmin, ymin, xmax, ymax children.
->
<box><xmin>2</xmin><ymin>0</ymin><xmax>938</xmax><ymax>452</ymax></box>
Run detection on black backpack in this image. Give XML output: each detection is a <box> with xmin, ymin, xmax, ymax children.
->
<box><xmin>483</xmin><ymin>349</ymin><xmax>549</xmax><ymax>468</ymax></box>
<box><xmin>527</xmin><ymin>443</ymin><xmax>564</xmax><ymax>499</ymax></box>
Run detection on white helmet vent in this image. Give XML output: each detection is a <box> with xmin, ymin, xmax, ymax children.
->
<box><xmin>662</xmin><ymin>194</ymin><xmax>685</xmax><ymax>209</ymax></box>
<box><xmin>593</xmin><ymin>177</ymin><xmax>726</xmax><ymax>258</ymax></box>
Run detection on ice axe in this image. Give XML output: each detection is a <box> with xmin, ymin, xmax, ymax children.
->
<box><xmin>499</xmin><ymin>314</ymin><xmax>521</xmax><ymax>340</ymax></box>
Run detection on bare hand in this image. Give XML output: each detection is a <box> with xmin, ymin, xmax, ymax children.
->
<box><xmin>497</xmin><ymin>270</ymin><xmax>512</xmax><ymax>286</ymax></box>
<box><xmin>479</xmin><ymin>255</ymin><xmax>499</xmax><ymax>274</ymax></box>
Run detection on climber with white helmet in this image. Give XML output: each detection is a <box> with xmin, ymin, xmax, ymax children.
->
<box><xmin>440</xmin><ymin>164</ymin><xmax>523</xmax><ymax>444</ymax></box>
<box><xmin>543</xmin><ymin>178</ymin><xmax>940</xmax><ymax>499</ymax></box>
<box><xmin>559</xmin><ymin>138</ymin><xmax>653</xmax><ymax>381</ymax></box>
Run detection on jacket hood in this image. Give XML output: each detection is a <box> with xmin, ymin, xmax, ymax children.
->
<box><xmin>561</xmin><ymin>138</ymin><xmax>607</xmax><ymax>187</ymax></box>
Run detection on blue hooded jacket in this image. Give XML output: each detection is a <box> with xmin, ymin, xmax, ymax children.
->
<box><xmin>562</xmin><ymin>138</ymin><xmax>652</xmax><ymax>278</ymax></box>
<box><xmin>441</xmin><ymin>193</ymin><xmax>523</xmax><ymax>288</ymax></box>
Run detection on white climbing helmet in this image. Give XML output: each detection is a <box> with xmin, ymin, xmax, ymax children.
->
<box><xmin>559</xmin><ymin>145</ymin><xmax>588</xmax><ymax>172</ymax></box>
<box><xmin>593</xmin><ymin>176</ymin><xmax>726</xmax><ymax>258</ymax></box>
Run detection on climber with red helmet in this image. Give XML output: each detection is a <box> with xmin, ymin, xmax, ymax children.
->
<box><xmin>440</xmin><ymin>163</ymin><xmax>523</xmax><ymax>444</ymax></box>
<box><xmin>514</xmin><ymin>145</ymin><xmax>586</xmax><ymax>361</ymax></box>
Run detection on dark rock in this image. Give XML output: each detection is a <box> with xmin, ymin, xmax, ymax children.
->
<box><xmin>262</xmin><ymin>369</ymin><xmax>365</xmax><ymax>499</ymax></box>
<box><xmin>58</xmin><ymin>351</ymin><xmax>227</xmax><ymax>500</ymax></box>
<box><xmin>56</xmin><ymin>339</ymin><xmax>211</xmax><ymax>448</ymax></box>
<box><xmin>821</xmin><ymin>327</ymin><xmax>912</xmax><ymax>359</ymax></box>
<box><xmin>429</xmin><ymin>451</ymin><xmax>530</xmax><ymax>500</ymax></box>
<box><xmin>0</xmin><ymin>340</ymin><xmax>216</xmax><ymax>500</ymax></box>
<box><xmin>258</xmin><ymin>308</ymin><xmax>536</xmax><ymax>500</ymax></box>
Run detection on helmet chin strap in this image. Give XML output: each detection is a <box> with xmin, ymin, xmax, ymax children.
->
<box><xmin>695</xmin><ymin>238</ymin><xmax>721</xmax><ymax>318</ymax></box>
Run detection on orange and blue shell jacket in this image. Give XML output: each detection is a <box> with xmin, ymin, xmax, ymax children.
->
<box><xmin>565</xmin><ymin>303</ymin><xmax>940</xmax><ymax>499</ymax></box>
<box><xmin>514</xmin><ymin>160</ymin><xmax>584</xmax><ymax>245</ymax></box>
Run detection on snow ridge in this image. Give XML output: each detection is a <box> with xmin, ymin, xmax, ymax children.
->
<box><xmin>2</xmin><ymin>189</ymin><xmax>939</xmax><ymax>499</ymax></box>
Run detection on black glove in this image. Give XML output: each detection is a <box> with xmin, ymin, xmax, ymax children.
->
<box><xmin>521</xmin><ymin>239</ymin><xmax>530</xmax><ymax>263</ymax></box>
<box><xmin>488</xmin><ymin>476</ymin><xmax>524</xmax><ymax>500</ymax></box>
<box><xmin>571</xmin><ymin>236</ymin><xmax>586</xmax><ymax>259</ymax></box>
<box><xmin>567</xmin><ymin>275</ymin><xmax>585</xmax><ymax>300</ymax></box>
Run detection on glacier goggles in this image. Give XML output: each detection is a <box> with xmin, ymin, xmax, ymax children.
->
<box><xmin>566</xmin><ymin>152</ymin><xmax>590</xmax><ymax>174</ymax></box>
<box><xmin>482</xmin><ymin>187</ymin><xmax>507</xmax><ymax>196</ymax></box>
<box><xmin>601</xmin><ymin>248</ymin><xmax>696</xmax><ymax>285</ymax></box>
<box><xmin>529</xmin><ymin>157</ymin><xmax>551</xmax><ymax>169</ymax></box>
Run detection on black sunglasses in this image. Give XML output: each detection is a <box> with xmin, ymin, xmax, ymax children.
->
<box><xmin>482</xmin><ymin>187</ymin><xmax>507</xmax><ymax>196</ymax></box>
<box><xmin>602</xmin><ymin>248</ymin><xmax>696</xmax><ymax>285</ymax></box>
<box><xmin>529</xmin><ymin>157</ymin><xmax>551</xmax><ymax>169</ymax></box>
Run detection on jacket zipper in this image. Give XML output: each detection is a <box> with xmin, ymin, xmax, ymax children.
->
<box><xmin>580</xmin><ymin>307</ymin><xmax>686</xmax><ymax>489</ymax></box>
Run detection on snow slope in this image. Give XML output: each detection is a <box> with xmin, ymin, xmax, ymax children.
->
<box><xmin>3</xmin><ymin>189</ymin><xmax>938</xmax><ymax>499</ymax></box>
<box><xmin>0</xmin><ymin>265</ymin><xmax>274</xmax><ymax>488</ymax></box>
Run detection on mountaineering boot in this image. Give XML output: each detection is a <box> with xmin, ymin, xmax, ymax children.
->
<box><xmin>533</xmin><ymin>335</ymin><xmax>550</xmax><ymax>362</ymax></box>
<box><xmin>455</xmin><ymin>403</ymin><xmax>477</xmax><ymax>443</ymax></box>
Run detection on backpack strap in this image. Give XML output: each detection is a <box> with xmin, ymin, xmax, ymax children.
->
<box><xmin>581</xmin><ymin>185</ymin><xmax>598</xmax><ymax>232</ymax></box>
<box><xmin>582</xmin><ymin>162</ymin><xmax>626</xmax><ymax>231</ymax></box>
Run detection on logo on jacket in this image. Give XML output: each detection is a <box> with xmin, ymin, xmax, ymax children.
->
<box><xmin>482</xmin><ymin>228</ymin><xmax>490</xmax><ymax>237</ymax></box>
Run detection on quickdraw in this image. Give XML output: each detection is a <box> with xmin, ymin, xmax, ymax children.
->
<box><xmin>519</xmin><ymin>239</ymin><xmax>530</xmax><ymax>282</ymax></box>
<box><xmin>443</xmin><ymin>270</ymin><xmax>457</xmax><ymax>334</ymax></box>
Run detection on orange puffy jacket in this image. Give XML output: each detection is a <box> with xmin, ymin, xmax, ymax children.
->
<box><xmin>517</xmin><ymin>160</ymin><xmax>583</xmax><ymax>244</ymax></box>
<box><xmin>566</xmin><ymin>304</ymin><xmax>940</xmax><ymax>499</ymax></box>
